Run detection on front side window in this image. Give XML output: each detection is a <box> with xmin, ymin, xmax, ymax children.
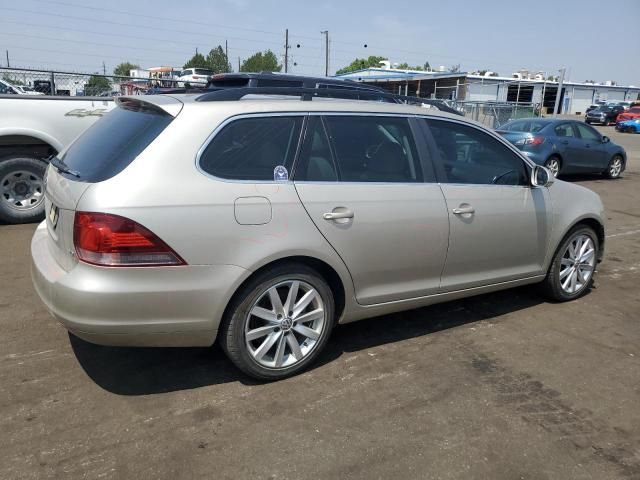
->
<box><xmin>425</xmin><ymin>119</ymin><xmax>527</xmax><ymax>186</ymax></box>
<box><xmin>575</xmin><ymin>123</ymin><xmax>601</xmax><ymax>141</ymax></box>
<box><xmin>322</xmin><ymin>116</ymin><xmax>423</xmax><ymax>183</ymax></box>
<box><xmin>199</xmin><ymin>116</ymin><xmax>303</xmax><ymax>181</ymax></box>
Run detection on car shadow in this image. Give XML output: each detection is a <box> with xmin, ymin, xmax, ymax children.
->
<box><xmin>70</xmin><ymin>285</ymin><xmax>549</xmax><ymax>395</ymax></box>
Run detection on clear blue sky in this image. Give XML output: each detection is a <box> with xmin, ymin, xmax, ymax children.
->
<box><xmin>1</xmin><ymin>0</ymin><xmax>638</xmax><ymax>85</ymax></box>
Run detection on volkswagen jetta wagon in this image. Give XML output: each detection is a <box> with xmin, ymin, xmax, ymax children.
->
<box><xmin>31</xmin><ymin>90</ymin><xmax>605</xmax><ymax>380</ymax></box>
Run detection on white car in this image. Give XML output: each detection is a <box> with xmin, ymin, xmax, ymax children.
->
<box><xmin>177</xmin><ymin>68</ymin><xmax>212</xmax><ymax>85</ymax></box>
<box><xmin>0</xmin><ymin>79</ymin><xmax>43</xmax><ymax>95</ymax></box>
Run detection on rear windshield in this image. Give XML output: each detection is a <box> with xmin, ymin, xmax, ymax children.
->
<box><xmin>59</xmin><ymin>101</ymin><xmax>173</xmax><ymax>182</ymax></box>
<box><xmin>503</xmin><ymin>120</ymin><xmax>546</xmax><ymax>133</ymax></box>
<box><xmin>194</xmin><ymin>69</ymin><xmax>212</xmax><ymax>76</ymax></box>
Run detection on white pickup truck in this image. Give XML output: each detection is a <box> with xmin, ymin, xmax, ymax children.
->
<box><xmin>0</xmin><ymin>95</ymin><xmax>115</xmax><ymax>223</ymax></box>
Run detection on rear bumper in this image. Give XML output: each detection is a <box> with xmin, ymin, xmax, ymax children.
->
<box><xmin>31</xmin><ymin>221</ymin><xmax>249</xmax><ymax>347</ymax></box>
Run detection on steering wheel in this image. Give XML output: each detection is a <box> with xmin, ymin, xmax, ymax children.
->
<box><xmin>492</xmin><ymin>170</ymin><xmax>518</xmax><ymax>185</ymax></box>
<box><xmin>365</xmin><ymin>142</ymin><xmax>384</xmax><ymax>159</ymax></box>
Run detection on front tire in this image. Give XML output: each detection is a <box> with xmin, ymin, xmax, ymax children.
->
<box><xmin>220</xmin><ymin>264</ymin><xmax>335</xmax><ymax>380</ymax></box>
<box><xmin>603</xmin><ymin>155</ymin><xmax>624</xmax><ymax>179</ymax></box>
<box><xmin>542</xmin><ymin>226</ymin><xmax>598</xmax><ymax>302</ymax></box>
<box><xmin>0</xmin><ymin>157</ymin><xmax>47</xmax><ymax>224</ymax></box>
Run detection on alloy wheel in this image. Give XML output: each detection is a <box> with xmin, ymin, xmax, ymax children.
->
<box><xmin>546</xmin><ymin>158</ymin><xmax>560</xmax><ymax>177</ymax></box>
<box><xmin>244</xmin><ymin>280</ymin><xmax>326</xmax><ymax>369</ymax></box>
<box><xmin>0</xmin><ymin>170</ymin><xmax>44</xmax><ymax>211</ymax></box>
<box><xmin>609</xmin><ymin>157</ymin><xmax>623</xmax><ymax>178</ymax></box>
<box><xmin>559</xmin><ymin>234</ymin><xmax>596</xmax><ymax>295</ymax></box>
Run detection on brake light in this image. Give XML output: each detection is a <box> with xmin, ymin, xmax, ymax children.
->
<box><xmin>514</xmin><ymin>136</ymin><xmax>545</xmax><ymax>146</ymax></box>
<box><xmin>73</xmin><ymin>212</ymin><xmax>186</xmax><ymax>267</ymax></box>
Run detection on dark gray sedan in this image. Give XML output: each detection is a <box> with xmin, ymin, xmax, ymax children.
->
<box><xmin>497</xmin><ymin>118</ymin><xmax>626</xmax><ymax>178</ymax></box>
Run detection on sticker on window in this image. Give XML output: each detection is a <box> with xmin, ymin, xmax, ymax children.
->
<box><xmin>273</xmin><ymin>165</ymin><xmax>289</xmax><ymax>182</ymax></box>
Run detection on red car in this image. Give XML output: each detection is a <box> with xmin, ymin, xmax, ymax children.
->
<box><xmin>617</xmin><ymin>106</ymin><xmax>640</xmax><ymax>123</ymax></box>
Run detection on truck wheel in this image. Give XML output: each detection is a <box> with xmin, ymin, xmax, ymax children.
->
<box><xmin>0</xmin><ymin>157</ymin><xmax>47</xmax><ymax>224</ymax></box>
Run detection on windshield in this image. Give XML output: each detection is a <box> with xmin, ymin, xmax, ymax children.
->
<box><xmin>59</xmin><ymin>101</ymin><xmax>173</xmax><ymax>182</ymax></box>
<box><xmin>194</xmin><ymin>69</ymin><xmax>212</xmax><ymax>76</ymax></box>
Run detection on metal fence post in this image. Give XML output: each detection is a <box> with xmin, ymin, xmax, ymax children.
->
<box><xmin>50</xmin><ymin>71</ymin><xmax>56</xmax><ymax>96</ymax></box>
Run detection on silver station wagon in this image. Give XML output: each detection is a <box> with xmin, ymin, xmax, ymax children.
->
<box><xmin>31</xmin><ymin>89</ymin><xmax>605</xmax><ymax>380</ymax></box>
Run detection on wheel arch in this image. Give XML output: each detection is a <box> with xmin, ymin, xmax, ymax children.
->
<box><xmin>557</xmin><ymin>216</ymin><xmax>605</xmax><ymax>265</ymax></box>
<box><xmin>0</xmin><ymin>132</ymin><xmax>60</xmax><ymax>161</ymax></box>
<box><xmin>221</xmin><ymin>255</ymin><xmax>347</xmax><ymax>329</ymax></box>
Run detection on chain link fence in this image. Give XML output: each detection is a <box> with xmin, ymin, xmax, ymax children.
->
<box><xmin>0</xmin><ymin>67</ymin><xmax>207</xmax><ymax>96</ymax></box>
<box><xmin>451</xmin><ymin>101</ymin><xmax>542</xmax><ymax>128</ymax></box>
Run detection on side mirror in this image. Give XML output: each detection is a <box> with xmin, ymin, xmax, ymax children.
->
<box><xmin>531</xmin><ymin>166</ymin><xmax>554</xmax><ymax>188</ymax></box>
<box><xmin>602</xmin><ymin>136</ymin><xmax>610</xmax><ymax>143</ymax></box>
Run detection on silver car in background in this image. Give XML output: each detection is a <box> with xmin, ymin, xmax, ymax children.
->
<box><xmin>31</xmin><ymin>92</ymin><xmax>606</xmax><ymax>380</ymax></box>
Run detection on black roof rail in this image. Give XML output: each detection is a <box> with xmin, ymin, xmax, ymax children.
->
<box><xmin>194</xmin><ymin>86</ymin><xmax>462</xmax><ymax>115</ymax></box>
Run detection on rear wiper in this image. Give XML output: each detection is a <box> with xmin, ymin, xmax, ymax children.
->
<box><xmin>50</xmin><ymin>157</ymin><xmax>81</xmax><ymax>178</ymax></box>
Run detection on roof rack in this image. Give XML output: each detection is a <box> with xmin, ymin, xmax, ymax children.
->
<box><xmin>194</xmin><ymin>87</ymin><xmax>462</xmax><ymax>115</ymax></box>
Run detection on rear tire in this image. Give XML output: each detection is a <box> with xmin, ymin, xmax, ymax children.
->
<box><xmin>603</xmin><ymin>155</ymin><xmax>624</xmax><ymax>179</ymax></box>
<box><xmin>0</xmin><ymin>157</ymin><xmax>47</xmax><ymax>224</ymax></box>
<box><xmin>220</xmin><ymin>264</ymin><xmax>335</xmax><ymax>380</ymax></box>
<box><xmin>542</xmin><ymin>226</ymin><xmax>599</xmax><ymax>302</ymax></box>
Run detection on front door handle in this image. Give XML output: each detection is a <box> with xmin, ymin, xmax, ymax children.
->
<box><xmin>323</xmin><ymin>209</ymin><xmax>354</xmax><ymax>221</ymax></box>
<box><xmin>452</xmin><ymin>205</ymin><xmax>475</xmax><ymax>215</ymax></box>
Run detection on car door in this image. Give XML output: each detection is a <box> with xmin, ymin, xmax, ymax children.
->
<box><xmin>551</xmin><ymin>122</ymin><xmax>583</xmax><ymax>173</ymax></box>
<box><xmin>294</xmin><ymin>114</ymin><xmax>449</xmax><ymax>305</ymax></box>
<box><xmin>573</xmin><ymin>122</ymin><xmax>608</xmax><ymax>172</ymax></box>
<box><xmin>422</xmin><ymin>118</ymin><xmax>552</xmax><ymax>292</ymax></box>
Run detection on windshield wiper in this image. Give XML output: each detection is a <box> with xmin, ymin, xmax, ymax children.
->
<box><xmin>50</xmin><ymin>157</ymin><xmax>81</xmax><ymax>178</ymax></box>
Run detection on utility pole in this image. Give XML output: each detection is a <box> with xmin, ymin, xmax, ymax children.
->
<box><xmin>553</xmin><ymin>67</ymin><xmax>566</xmax><ymax>117</ymax></box>
<box><xmin>5</xmin><ymin>50</ymin><xmax>9</xmax><ymax>68</ymax></box>
<box><xmin>284</xmin><ymin>29</ymin><xmax>289</xmax><ymax>73</ymax></box>
<box><xmin>321</xmin><ymin>31</ymin><xmax>329</xmax><ymax>76</ymax></box>
<box><xmin>102</xmin><ymin>61</ymin><xmax>106</xmax><ymax>75</ymax></box>
<box><xmin>238</xmin><ymin>57</ymin><xmax>241</xmax><ymax>72</ymax></box>
<box><xmin>225</xmin><ymin>40</ymin><xmax>229</xmax><ymax>69</ymax></box>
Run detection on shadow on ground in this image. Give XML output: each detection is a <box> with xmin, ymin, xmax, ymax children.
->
<box><xmin>70</xmin><ymin>285</ymin><xmax>550</xmax><ymax>395</ymax></box>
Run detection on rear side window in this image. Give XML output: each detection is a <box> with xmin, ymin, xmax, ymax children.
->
<box><xmin>554</xmin><ymin>123</ymin><xmax>576</xmax><ymax>137</ymax></box>
<box><xmin>425</xmin><ymin>119</ymin><xmax>527</xmax><ymax>186</ymax></box>
<box><xmin>59</xmin><ymin>101</ymin><xmax>173</xmax><ymax>182</ymax></box>
<box><xmin>199</xmin><ymin>116</ymin><xmax>303</xmax><ymax>181</ymax></box>
<box><xmin>322</xmin><ymin>116</ymin><xmax>423</xmax><ymax>183</ymax></box>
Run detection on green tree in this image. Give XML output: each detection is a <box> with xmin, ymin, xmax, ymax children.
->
<box><xmin>335</xmin><ymin>56</ymin><xmax>387</xmax><ymax>75</ymax></box>
<box><xmin>113</xmin><ymin>62</ymin><xmax>139</xmax><ymax>77</ymax></box>
<box><xmin>85</xmin><ymin>75</ymin><xmax>111</xmax><ymax>95</ymax></box>
<box><xmin>240</xmin><ymin>50</ymin><xmax>281</xmax><ymax>72</ymax></box>
<box><xmin>449</xmin><ymin>64</ymin><xmax>461</xmax><ymax>73</ymax></box>
<box><xmin>206</xmin><ymin>46</ymin><xmax>232</xmax><ymax>74</ymax></box>
<box><xmin>424</xmin><ymin>61</ymin><xmax>431</xmax><ymax>71</ymax></box>
<box><xmin>183</xmin><ymin>52</ymin><xmax>208</xmax><ymax>69</ymax></box>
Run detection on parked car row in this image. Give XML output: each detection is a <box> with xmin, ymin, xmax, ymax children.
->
<box><xmin>584</xmin><ymin>103</ymin><xmax>640</xmax><ymax>126</ymax></box>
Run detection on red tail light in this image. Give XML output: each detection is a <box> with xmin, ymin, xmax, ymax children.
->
<box><xmin>530</xmin><ymin>136</ymin><xmax>545</xmax><ymax>146</ymax></box>
<box><xmin>73</xmin><ymin>212</ymin><xmax>186</xmax><ymax>267</ymax></box>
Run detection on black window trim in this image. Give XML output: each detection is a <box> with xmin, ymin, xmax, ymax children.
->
<box><xmin>195</xmin><ymin>112</ymin><xmax>307</xmax><ymax>184</ymax></box>
<box><xmin>293</xmin><ymin>112</ymin><xmax>436</xmax><ymax>184</ymax></box>
<box><xmin>420</xmin><ymin>116</ymin><xmax>535</xmax><ymax>188</ymax></box>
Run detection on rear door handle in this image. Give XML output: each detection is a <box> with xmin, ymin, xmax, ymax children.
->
<box><xmin>560</xmin><ymin>140</ymin><xmax>569</xmax><ymax>145</ymax></box>
<box><xmin>452</xmin><ymin>205</ymin><xmax>475</xmax><ymax>215</ymax></box>
<box><xmin>323</xmin><ymin>209</ymin><xmax>354</xmax><ymax>221</ymax></box>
